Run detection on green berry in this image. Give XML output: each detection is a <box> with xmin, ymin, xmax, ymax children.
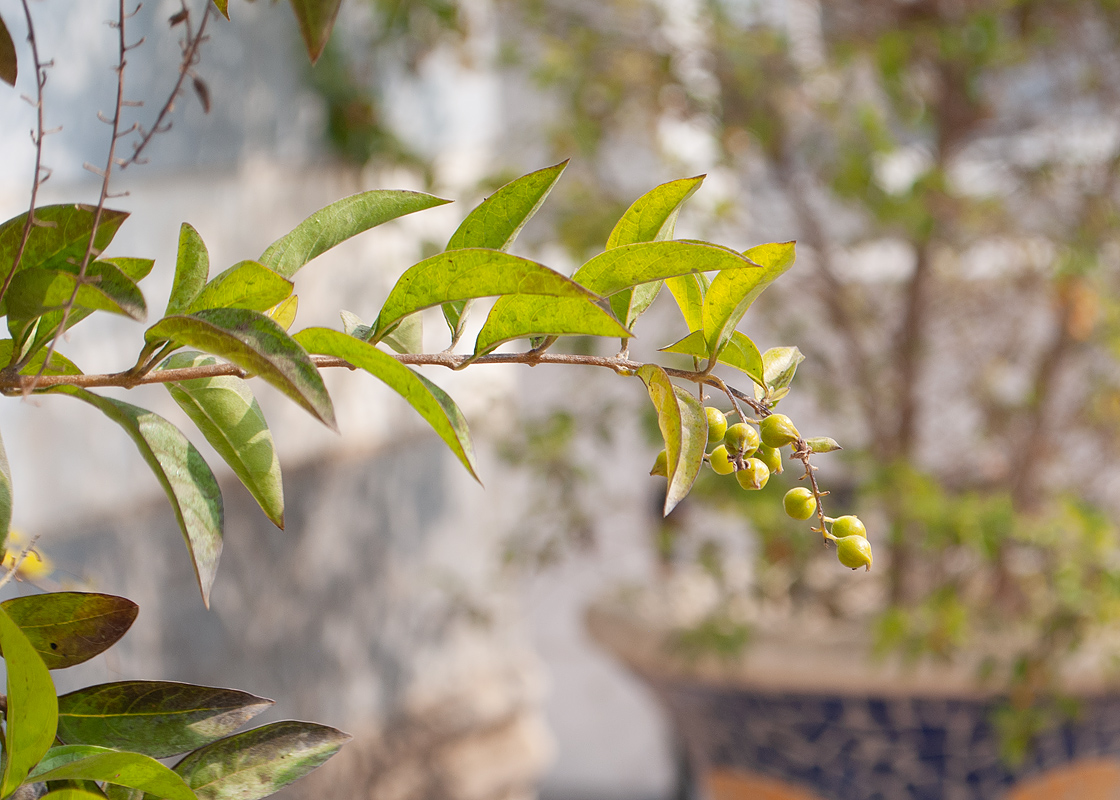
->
<box><xmin>783</xmin><ymin>487</ymin><xmax>817</xmax><ymax>520</ymax></box>
<box><xmin>724</xmin><ymin>423</ymin><xmax>760</xmax><ymax>458</ymax></box>
<box><xmin>760</xmin><ymin>413</ymin><xmax>800</xmax><ymax>448</ymax></box>
<box><xmin>756</xmin><ymin>443</ymin><xmax>782</xmax><ymax>474</ymax></box>
<box><xmin>650</xmin><ymin>449</ymin><xmax>668</xmax><ymax>477</ymax></box>
<box><xmin>735</xmin><ymin>458</ymin><xmax>770</xmax><ymax>490</ymax></box>
<box><xmin>709</xmin><ymin>445</ymin><xmax>735</xmax><ymax>475</ymax></box>
<box><xmin>705</xmin><ymin>407</ymin><xmax>728</xmax><ymax>445</ymax></box>
<box><xmin>831</xmin><ymin>515</ymin><xmax>867</xmax><ymax>539</ymax></box>
<box><xmin>836</xmin><ymin>535</ymin><xmax>873</xmax><ymax>571</ymax></box>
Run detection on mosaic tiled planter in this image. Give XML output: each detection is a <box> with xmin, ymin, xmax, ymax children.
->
<box><xmin>587</xmin><ymin>604</ymin><xmax>1120</xmax><ymax>800</ymax></box>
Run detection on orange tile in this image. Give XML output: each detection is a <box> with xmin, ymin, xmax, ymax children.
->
<box><xmin>1009</xmin><ymin>759</ymin><xmax>1120</xmax><ymax>800</ymax></box>
<box><xmin>705</xmin><ymin>768</ymin><xmax>827</xmax><ymax>800</ymax></box>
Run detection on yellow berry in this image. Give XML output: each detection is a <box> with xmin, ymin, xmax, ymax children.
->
<box><xmin>709</xmin><ymin>445</ymin><xmax>735</xmax><ymax>475</ymax></box>
<box><xmin>783</xmin><ymin>487</ymin><xmax>817</xmax><ymax>520</ymax></box>
<box><xmin>735</xmin><ymin>458</ymin><xmax>770</xmax><ymax>490</ymax></box>
<box><xmin>760</xmin><ymin>413</ymin><xmax>800</xmax><ymax>448</ymax></box>
<box><xmin>705</xmin><ymin>407</ymin><xmax>728</xmax><ymax>445</ymax></box>
<box><xmin>756</xmin><ymin>443</ymin><xmax>782</xmax><ymax>474</ymax></box>
<box><xmin>650</xmin><ymin>450</ymin><xmax>668</xmax><ymax>477</ymax></box>
<box><xmin>831</xmin><ymin>515</ymin><xmax>867</xmax><ymax>539</ymax></box>
<box><xmin>724</xmin><ymin>423</ymin><xmax>760</xmax><ymax>458</ymax></box>
<box><xmin>836</xmin><ymin>535</ymin><xmax>873</xmax><ymax>571</ymax></box>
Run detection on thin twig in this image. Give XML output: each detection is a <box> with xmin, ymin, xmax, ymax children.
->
<box><xmin>0</xmin><ymin>0</ymin><xmax>52</xmax><ymax>312</ymax></box>
<box><xmin>0</xmin><ymin>534</ymin><xmax>41</xmax><ymax>592</ymax></box>
<box><xmin>26</xmin><ymin>0</ymin><xmax>132</xmax><ymax>395</ymax></box>
<box><xmin>123</xmin><ymin>0</ymin><xmax>212</xmax><ymax>168</ymax></box>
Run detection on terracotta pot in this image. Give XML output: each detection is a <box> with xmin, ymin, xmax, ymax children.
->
<box><xmin>586</xmin><ymin>603</ymin><xmax>1120</xmax><ymax>800</ymax></box>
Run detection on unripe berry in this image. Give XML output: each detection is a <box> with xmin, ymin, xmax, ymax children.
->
<box><xmin>831</xmin><ymin>515</ymin><xmax>867</xmax><ymax>539</ymax></box>
<box><xmin>709</xmin><ymin>445</ymin><xmax>735</xmax><ymax>475</ymax></box>
<box><xmin>760</xmin><ymin>413</ymin><xmax>800</xmax><ymax>448</ymax></box>
<box><xmin>650</xmin><ymin>450</ymin><xmax>668</xmax><ymax>477</ymax></box>
<box><xmin>756</xmin><ymin>443</ymin><xmax>783</xmax><ymax>474</ymax></box>
<box><xmin>735</xmin><ymin>458</ymin><xmax>770</xmax><ymax>490</ymax></box>
<box><xmin>783</xmin><ymin>487</ymin><xmax>817</xmax><ymax>520</ymax></box>
<box><xmin>836</xmin><ymin>535</ymin><xmax>873</xmax><ymax>571</ymax></box>
<box><xmin>724</xmin><ymin>423</ymin><xmax>760</xmax><ymax>458</ymax></box>
<box><xmin>705</xmin><ymin>407</ymin><xmax>728</xmax><ymax>445</ymax></box>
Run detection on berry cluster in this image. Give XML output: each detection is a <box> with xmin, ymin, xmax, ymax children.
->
<box><xmin>652</xmin><ymin>407</ymin><xmax>873</xmax><ymax>571</ymax></box>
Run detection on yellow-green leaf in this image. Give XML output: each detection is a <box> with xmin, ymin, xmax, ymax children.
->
<box><xmin>0</xmin><ymin>604</ymin><xmax>58</xmax><ymax>796</ymax></box>
<box><xmin>637</xmin><ymin>365</ymin><xmax>706</xmax><ymax>515</ymax></box>
<box><xmin>702</xmin><ymin>241</ymin><xmax>795</xmax><ymax>358</ymax></box>
<box><xmin>572</xmin><ymin>241</ymin><xmax>755</xmax><ymax>298</ymax></box>
<box><xmin>472</xmin><ymin>295</ymin><xmax>631</xmax><ymax>357</ymax></box>
<box><xmin>166</xmin><ymin>224</ymin><xmax>209</xmax><ymax>317</ymax></box>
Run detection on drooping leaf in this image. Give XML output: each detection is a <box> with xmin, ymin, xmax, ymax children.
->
<box><xmin>259</xmin><ymin>190</ymin><xmax>448</xmax><ymax>278</ymax></box>
<box><xmin>0</xmin><ymin>427</ymin><xmax>10</xmax><ymax>548</ymax></box>
<box><xmin>49</xmin><ymin>387</ymin><xmax>223</xmax><ymax>607</ymax></box>
<box><xmin>372</xmin><ymin>250</ymin><xmax>605</xmax><ymax>342</ymax></box>
<box><xmin>381</xmin><ymin>312</ymin><xmax>423</xmax><ymax>354</ymax></box>
<box><xmin>147</xmin><ymin>309</ymin><xmax>335</xmax><ymax>431</ymax></box>
<box><xmin>664</xmin><ymin>272</ymin><xmax>706</xmax><ymax>332</ymax></box>
<box><xmin>472</xmin><ymin>295</ymin><xmax>630</xmax><ymax>357</ymax></box>
<box><xmin>289</xmin><ymin>0</ymin><xmax>343</xmax><ymax>64</ymax></box>
<box><xmin>637</xmin><ymin>365</ymin><xmax>706</xmax><ymax>516</ymax></box>
<box><xmin>30</xmin><ymin>749</ymin><xmax>196</xmax><ymax>800</ymax></box>
<box><xmin>187</xmin><ymin>261</ymin><xmax>292</xmax><ymax>314</ymax></box>
<box><xmin>605</xmin><ymin>176</ymin><xmax>705</xmax><ymax>328</ymax></box>
<box><xmin>702</xmin><ymin>241</ymin><xmax>795</xmax><ymax>358</ymax></box>
<box><xmin>211</xmin><ymin>0</ymin><xmax>230</xmax><ymax>20</ymax></box>
<box><xmin>1</xmin><ymin>14</ymin><xmax>17</xmax><ymax>87</ymax></box>
<box><xmin>7</xmin><ymin>260</ymin><xmax>147</xmax><ymax>324</ymax></box>
<box><xmin>263</xmin><ymin>295</ymin><xmax>297</xmax><ymax>331</ymax></box>
<box><xmin>173</xmin><ymin>721</ymin><xmax>351</xmax><ymax>800</ymax></box>
<box><xmin>166</xmin><ymin>224</ymin><xmax>209</xmax><ymax>317</ymax></box>
<box><xmin>0</xmin><ymin>205</ymin><xmax>128</xmax><ymax>291</ymax></box>
<box><xmin>294</xmin><ymin>328</ymin><xmax>479</xmax><ymax>481</ymax></box>
<box><xmin>1</xmin><ymin>592</ymin><xmax>138</xmax><ymax>669</ymax></box>
<box><xmin>443</xmin><ymin>161</ymin><xmax>568</xmax><ymax>340</ymax></box>
<box><xmin>160</xmin><ymin>352</ymin><xmax>284</xmax><ymax>528</ymax></box>
<box><xmin>0</xmin><ymin>604</ymin><xmax>58</xmax><ymax>796</ymax></box>
<box><xmin>57</xmin><ymin>681</ymin><xmax>273</xmax><ymax>758</ymax></box>
<box><xmin>572</xmin><ymin>241</ymin><xmax>755</xmax><ymax>298</ymax></box>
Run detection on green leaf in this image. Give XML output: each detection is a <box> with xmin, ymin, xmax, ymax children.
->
<box><xmin>31</xmin><ymin>749</ymin><xmax>196</xmax><ymax>800</ymax></box>
<box><xmin>105</xmin><ymin>785</ymin><xmax>142</xmax><ymax>800</ymax></box>
<box><xmin>187</xmin><ymin>262</ymin><xmax>292</xmax><ymax>315</ymax></box>
<box><xmin>173</xmin><ymin>721</ymin><xmax>350</xmax><ymax>800</ymax></box>
<box><xmin>372</xmin><ymin>250</ymin><xmax>605</xmax><ymax>343</ymax></box>
<box><xmin>7</xmin><ymin>260</ymin><xmax>147</xmax><ymax>324</ymax></box>
<box><xmin>472</xmin><ymin>295</ymin><xmax>630</xmax><ymax>357</ymax></box>
<box><xmin>211</xmin><ymin>0</ymin><xmax>230</xmax><ymax>20</ymax></box>
<box><xmin>147</xmin><ymin>309</ymin><xmax>335</xmax><ymax>431</ymax></box>
<box><xmin>42</xmin><ymin>789</ymin><xmax>109</xmax><ymax>799</ymax></box>
<box><xmin>0</xmin><ymin>604</ymin><xmax>58</xmax><ymax>797</ymax></box>
<box><xmin>702</xmin><ymin>241</ymin><xmax>795</xmax><ymax>358</ymax></box>
<box><xmin>637</xmin><ymin>365</ymin><xmax>706</xmax><ymax>516</ymax></box>
<box><xmin>294</xmin><ymin>328</ymin><xmax>479</xmax><ymax>482</ymax></box>
<box><xmin>381</xmin><ymin>312</ymin><xmax>423</xmax><ymax>354</ymax></box>
<box><xmin>605</xmin><ymin>176</ymin><xmax>704</xmax><ymax>328</ymax></box>
<box><xmin>0</xmin><ymin>205</ymin><xmax>129</xmax><ymax>293</ymax></box>
<box><xmin>263</xmin><ymin>295</ymin><xmax>297</xmax><ymax>331</ymax></box>
<box><xmin>103</xmin><ymin>258</ymin><xmax>155</xmax><ymax>284</ymax></box>
<box><xmin>664</xmin><ymin>272</ymin><xmax>706</xmax><ymax>332</ymax></box>
<box><xmin>657</xmin><ymin>330</ymin><xmax>765</xmax><ymax>387</ymax></box>
<box><xmin>166</xmin><ymin>224</ymin><xmax>209</xmax><ymax>317</ymax></box>
<box><xmin>0</xmin><ymin>338</ymin><xmax>81</xmax><ymax>376</ymax></box>
<box><xmin>49</xmin><ymin>387</ymin><xmax>223</xmax><ymax>607</ymax></box>
<box><xmin>0</xmin><ymin>427</ymin><xmax>10</xmax><ymax>548</ymax></box>
<box><xmin>159</xmin><ymin>352</ymin><xmax>284</xmax><ymax>528</ymax></box>
<box><xmin>1</xmin><ymin>14</ymin><xmax>17</xmax><ymax>87</ymax></box>
<box><xmin>443</xmin><ymin>161</ymin><xmax>568</xmax><ymax>340</ymax></box>
<box><xmin>57</xmin><ymin>681</ymin><xmax>273</xmax><ymax>759</ymax></box>
<box><xmin>31</xmin><ymin>745</ymin><xmax>113</xmax><ymax>775</ymax></box>
<box><xmin>258</xmin><ymin>191</ymin><xmax>448</xmax><ymax>278</ymax></box>
<box><xmin>1</xmin><ymin>593</ymin><xmax>138</xmax><ymax>669</ymax></box>
<box><xmin>289</xmin><ymin>0</ymin><xmax>343</xmax><ymax>63</ymax></box>
<box><xmin>571</xmin><ymin>241</ymin><xmax>755</xmax><ymax>298</ymax></box>
<box><xmin>762</xmin><ymin>346</ymin><xmax>804</xmax><ymax>395</ymax></box>
<box><xmin>806</xmin><ymin>436</ymin><xmax>842</xmax><ymax>454</ymax></box>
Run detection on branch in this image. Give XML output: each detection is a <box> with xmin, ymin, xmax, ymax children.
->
<box><xmin>1</xmin><ymin>0</ymin><xmax>52</xmax><ymax>311</ymax></box>
<box><xmin>26</xmin><ymin>0</ymin><xmax>131</xmax><ymax>393</ymax></box>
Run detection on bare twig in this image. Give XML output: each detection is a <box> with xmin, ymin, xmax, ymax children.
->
<box><xmin>27</xmin><ymin>0</ymin><xmax>132</xmax><ymax>394</ymax></box>
<box><xmin>0</xmin><ymin>534</ymin><xmax>41</xmax><ymax>592</ymax></box>
<box><xmin>123</xmin><ymin>0</ymin><xmax>212</xmax><ymax>168</ymax></box>
<box><xmin>0</xmin><ymin>0</ymin><xmax>53</xmax><ymax>312</ymax></box>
